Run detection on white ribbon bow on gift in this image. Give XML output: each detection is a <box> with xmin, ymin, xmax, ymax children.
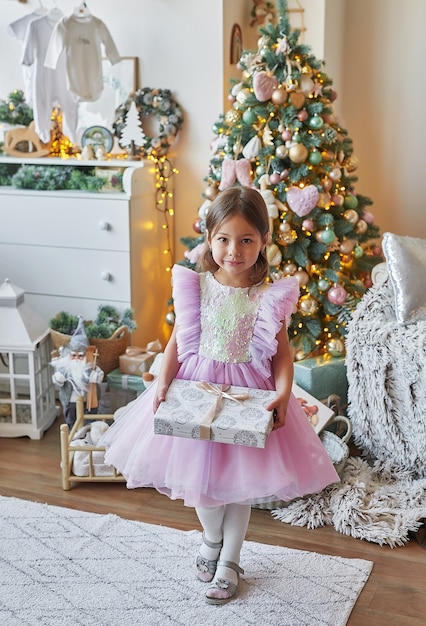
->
<box><xmin>195</xmin><ymin>382</ymin><xmax>249</xmax><ymax>440</ymax></box>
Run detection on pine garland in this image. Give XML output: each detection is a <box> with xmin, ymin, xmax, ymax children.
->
<box><xmin>10</xmin><ymin>165</ymin><xmax>107</xmax><ymax>192</ymax></box>
<box><xmin>0</xmin><ymin>90</ymin><xmax>33</xmax><ymax>126</ymax></box>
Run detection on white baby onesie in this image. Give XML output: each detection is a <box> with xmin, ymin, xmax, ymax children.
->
<box><xmin>8</xmin><ymin>9</ymin><xmax>47</xmax><ymax>107</ymax></box>
<box><xmin>44</xmin><ymin>14</ymin><xmax>121</xmax><ymax>102</ymax></box>
<box><xmin>21</xmin><ymin>9</ymin><xmax>78</xmax><ymax>143</ymax></box>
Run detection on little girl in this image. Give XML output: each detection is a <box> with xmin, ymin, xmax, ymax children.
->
<box><xmin>102</xmin><ymin>185</ymin><xmax>339</xmax><ymax>605</ymax></box>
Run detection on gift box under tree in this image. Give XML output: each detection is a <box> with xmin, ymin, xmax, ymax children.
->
<box><xmin>293</xmin><ymin>355</ymin><xmax>348</xmax><ymax>403</ymax></box>
<box><xmin>106</xmin><ymin>368</ymin><xmax>146</xmax><ymax>411</ymax></box>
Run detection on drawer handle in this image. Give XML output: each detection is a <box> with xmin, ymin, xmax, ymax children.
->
<box><xmin>101</xmin><ymin>272</ymin><xmax>112</xmax><ymax>281</ymax></box>
<box><xmin>98</xmin><ymin>220</ymin><xmax>111</xmax><ymax>231</ymax></box>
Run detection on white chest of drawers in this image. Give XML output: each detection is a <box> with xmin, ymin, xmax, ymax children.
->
<box><xmin>0</xmin><ymin>157</ymin><xmax>174</xmax><ymax>348</ymax></box>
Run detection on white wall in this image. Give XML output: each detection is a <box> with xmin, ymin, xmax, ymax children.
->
<box><xmin>1</xmin><ymin>0</ymin><xmax>425</xmax><ymax>253</ymax></box>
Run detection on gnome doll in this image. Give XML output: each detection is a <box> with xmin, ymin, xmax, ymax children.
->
<box><xmin>51</xmin><ymin>317</ymin><xmax>104</xmax><ymax>429</ymax></box>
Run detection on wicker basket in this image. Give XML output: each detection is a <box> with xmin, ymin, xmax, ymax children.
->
<box><xmin>50</xmin><ymin>328</ymin><xmax>72</xmax><ymax>351</ymax></box>
<box><xmin>89</xmin><ymin>325</ymin><xmax>129</xmax><ymax>376</ymax></box>
<box><xmin>320</xmin><ymin>415</ymin><xmax>352</xmax><ymax>475</ymax></box>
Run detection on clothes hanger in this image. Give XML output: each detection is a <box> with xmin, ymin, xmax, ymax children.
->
<box><xmin>47</xmin><ymin>1</ymin><xmax>63</xmax><ymax>21</ymax></box>
<box><xmin>73</xmin><ymin>2</ymin><xmax>91</xmax><ymax>18</ymax></box>
<box><xmin>34</xmin><ymin>0</ymin><xmax>48</xmax><ymax>16</ymax></box>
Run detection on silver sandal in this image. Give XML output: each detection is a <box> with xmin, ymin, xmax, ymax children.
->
<box><xmin>195</xmin><ymin>532</ymin><xmax>223</xmax><ymax>582</ymax></box>
<box><xmin>205</xmin><ymin>560</ymin><xmax>244</xmax><ymax>605</ymax></box>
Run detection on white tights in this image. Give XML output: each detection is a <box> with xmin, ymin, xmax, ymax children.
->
<box><xmin>195</xmin><ymin>503</ymin><xmax>251</xmax><ymax>583</ymax></box>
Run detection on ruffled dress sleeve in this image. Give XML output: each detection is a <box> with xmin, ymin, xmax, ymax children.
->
<box><xmin>251</xmin><ymin>276</ymin><xmax>299</xmax><ymax>378</ymax></box>
<box><xmin>171</xmin><ymin>264</ymin><xmax>201</xmax><ymax>363</ymax></box>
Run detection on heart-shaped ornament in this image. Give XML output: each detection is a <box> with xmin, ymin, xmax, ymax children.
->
<box><xmin>253</xmin><ymin>71</ymin><xmax>278</xmax><ymax>102</ymax></box>
<box><xmin>289</xmin><ymin>91</ymin><xmax>306</xmax><ymax>109</ymax></box>
<box><xmin>286</xmin><ymin>185</ymin><xmax>319</xmax><ymax>217</ymax></box>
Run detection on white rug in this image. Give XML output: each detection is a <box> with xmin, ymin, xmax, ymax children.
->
<box><xmin>273</xmin><ymin>457</ymin><xmax>426</xmax><ymax>548</ymax></box>
<box><xmin>0</xmin><ymin>496</ymin><xmax>373</xmax><ymax>626</ymax></box>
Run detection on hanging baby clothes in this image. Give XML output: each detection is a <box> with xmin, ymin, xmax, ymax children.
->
<box><xmin>21</xmin><ymin>8</ymin><xmax>79</xmax><ymax>143</ymax></box>
<box><xmin>8</xmin><ymin>6</ymin><xmax>47</xmax><ymax>107</ymax></box>
<box><xmin>44</xmin><ymin>12</ymin><xmax>121</xmax><ymax>102</ymax></box>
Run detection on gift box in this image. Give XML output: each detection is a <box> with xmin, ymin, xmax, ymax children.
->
<box><xmin>107</xmin><ymin>368</ymin><xmax>146</xmax><ymax>411</ymax></box>
<box><xmin>292</xmin><ymin>383</ymin><xmax>334</xmax><ymax>434</ymax></box>
<box><xmin>293</xmin><ymin>356</ymin><xmax>348</xmax><ymax>402</ymax></box>
<box><xmin>154</xmin><ymin>380</ymin><xmax>275</xmax><ymax>448</ymax></box>
<box><xmin>119</xmin><ymin>340</ymin><xmax>162</xmax><ymax>376</ymax></box>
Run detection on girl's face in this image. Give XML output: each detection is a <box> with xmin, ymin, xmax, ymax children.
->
<box><xmin>208</xmin><ymin>213</ymin><xmax>267</xmax><ymax>287</ymax></box>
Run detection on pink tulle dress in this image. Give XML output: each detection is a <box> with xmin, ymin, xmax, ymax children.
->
<box><xmin>102</xmin><ymin>265</ymin><xmax>339</xmax><ymax>507</ymax></box>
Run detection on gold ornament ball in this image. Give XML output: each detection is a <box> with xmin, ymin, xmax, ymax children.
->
<box><xmin>204</xmin><ymin>185</ymin><xmax>218</xmax><ymax>201</ymax></box>
<box><xmin>275</xmin><ymin>145</ymin><xmax>288</xmax><ymax>159</ymax></box>
<box><xmin>271</xmin><ymin>88</ymin><xmax>288</xmax><ymax>105</ymax></box>
<box><xmin>329</xmin><ymin>167</ymin><xmax>342</xmax><ymax>181</ymax></box>
<box><xmin>326</xmin><ymin>337</ymin><xmax>345</xmax><ymax>357</ymax></box>
<box><xmin>344</xmin><ymin>154</ymin><xmax>359</xmax><ymax>172</ymax></box>
<box><xmin>343</xmin><ymin>209</ymin><xmax>359</xmax><ymax>224</ymax></box>
<box><xmin>266</xmin><ymin>243</ymin><xmax>282</xmax><ymax>266</ymax></box>
<box><xmin>299</xmin><ymin>294</ymin><xmax>319</xmax><ymax>316</ymax></box>
<box><xmin>340</xmin><ymin>239</ymin><xmax>356</xmax><ymax>254</ymax></box>
<box><xmin>283</xmin><ymin>262</ymin><xmax>297</xmax><ymax>275</ymax></box>
<box><xmin>225</xmin><ymin>109</ymin><xmax>242</xmax><ymax>124</ymax></box>
<box><xmin>322</xmin><ymin>178</ymin><xmax>332</xmax><ymax>192</ymax></box>
<box><xmin>277</xmin><ymin>229</ymin><xmax>297</xmax><ymax>245</ymax></box>
<box><xmin>279</xmin><ymin>222</ymin><xmax>292</xmax><ymax>233</ymax></box>
<box><xmin>289</xmin><ymin>143</ymin><xmax>308</xmax><ymax>163</ymax></box>
<box><xmin>354</xmin><ymin>219</ymin><xmax>368</xmax><ymax>234</ymax></box>
<box><xmin>294</xmin><ymin>269</ymin><xmax>309</xmax><ymax>286</ymax></box>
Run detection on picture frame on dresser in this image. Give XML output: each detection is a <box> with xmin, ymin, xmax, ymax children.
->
<box><xmin>77</xmin><ymin>56</ymin><xmax>139</xmax><ymax>140</ymax></box>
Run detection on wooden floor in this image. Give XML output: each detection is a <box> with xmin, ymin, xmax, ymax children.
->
<box><xmin>0</xmin><ymin>416</ymin><xmax>425</xmax><ymax>625</ymax></box>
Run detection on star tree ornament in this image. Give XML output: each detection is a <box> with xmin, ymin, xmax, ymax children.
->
<box><xmin>180</xmin><ymin>0</ymin><xmax>383</xmax><ymax>358</ymax></box>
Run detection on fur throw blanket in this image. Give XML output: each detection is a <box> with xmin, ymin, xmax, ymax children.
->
<box><xmin>345</xmin><ymin>278</ymin><xmax>426</xmax><ymax>478</ymax></box>
<box><xmin>272</xmin><ymin>457</ymin><xmax>426</xmax><ymax>548</ymax></box>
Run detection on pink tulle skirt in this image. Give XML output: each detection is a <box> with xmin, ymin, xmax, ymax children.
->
<box><xmin>102</xmin><ymin>371</ymin><xmax>339</xmax><ymax>508</ymax></box>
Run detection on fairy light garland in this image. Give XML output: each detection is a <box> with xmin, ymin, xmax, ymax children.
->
<box><xmin>148</xmin><ymin>154</ymin><xmax>178</xmax><ymax>273</ymax></box>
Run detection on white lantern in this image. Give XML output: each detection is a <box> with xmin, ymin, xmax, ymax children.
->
<box><xmin>0</xmin><ymin>279</ymin><xmax>57</xmax><ymax>439</ymax></box>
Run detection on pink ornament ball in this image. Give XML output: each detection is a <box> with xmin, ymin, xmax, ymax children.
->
<box><xmin>297</xmin><ymin>110</ymin><xmax>309</xmax><ymax>122</ymax></box>
<box><xmin>192</xmin><ymin>218</ymin><xmax>203</xmax><ymax>234</ymax></box>
<box><xmin>362</xmin><ymin>210</ymin><xmax>375</xmax><ymax>224</ymax></box>
<box><xmin>302</xmin><ymin>218</ymin><xmax>314</xmax><ymax>231</ymax></box>
<box><xmin>281</xmin><ymin>129</ymin><xmax>292</xmax><ymax>142</ymax></box>
<box><xmin>327</xmin><ymin>284</ymin><xmax>347</xmax><ymax>305</ymax></box>
<box><xmin>269</xmin><ymin>172</ymin><xmax>281</xmax><ymax>185</ymax></box>
<box><xmin>331</xmin><ymin>194</ymin><xmax>344</xmax><ymax>206</ymax></box>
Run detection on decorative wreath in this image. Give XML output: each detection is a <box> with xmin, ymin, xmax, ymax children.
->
<box><xmin>113</xmin><ymin>87</ymin><xmax>184</xmax><ymax>157</ymax></box>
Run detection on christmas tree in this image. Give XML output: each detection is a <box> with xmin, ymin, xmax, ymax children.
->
<box><xmin>120</xmin><ymin>100</ymin><xmax>147</xmax><ymax>156</ymax></box>
<box><xmin>180</xmin><ymin>0</ymin><xmax>382</xmax><ymax>360</ymax></box>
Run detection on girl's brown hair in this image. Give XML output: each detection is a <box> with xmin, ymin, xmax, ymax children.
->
<box><xmin>198</xmin><ymin>185</ymin><xmax>270</xmax><ymax>285</ymax></box>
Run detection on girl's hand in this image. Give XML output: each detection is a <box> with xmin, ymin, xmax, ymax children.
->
<box><xmin>266</xmin><ymin>397</ymin><xmax>287</xmax><ymax>430</ymax></box>
<box><xmin>153</xmin><ymin>384</ymin><xmax>169</xmax><ymax>413</ymax></box>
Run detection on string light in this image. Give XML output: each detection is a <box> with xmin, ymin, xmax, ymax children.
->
<box><xmin>148</xmin><ymin>154</ymin><xmax>177</xmax><ymax>274</ymax></box>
